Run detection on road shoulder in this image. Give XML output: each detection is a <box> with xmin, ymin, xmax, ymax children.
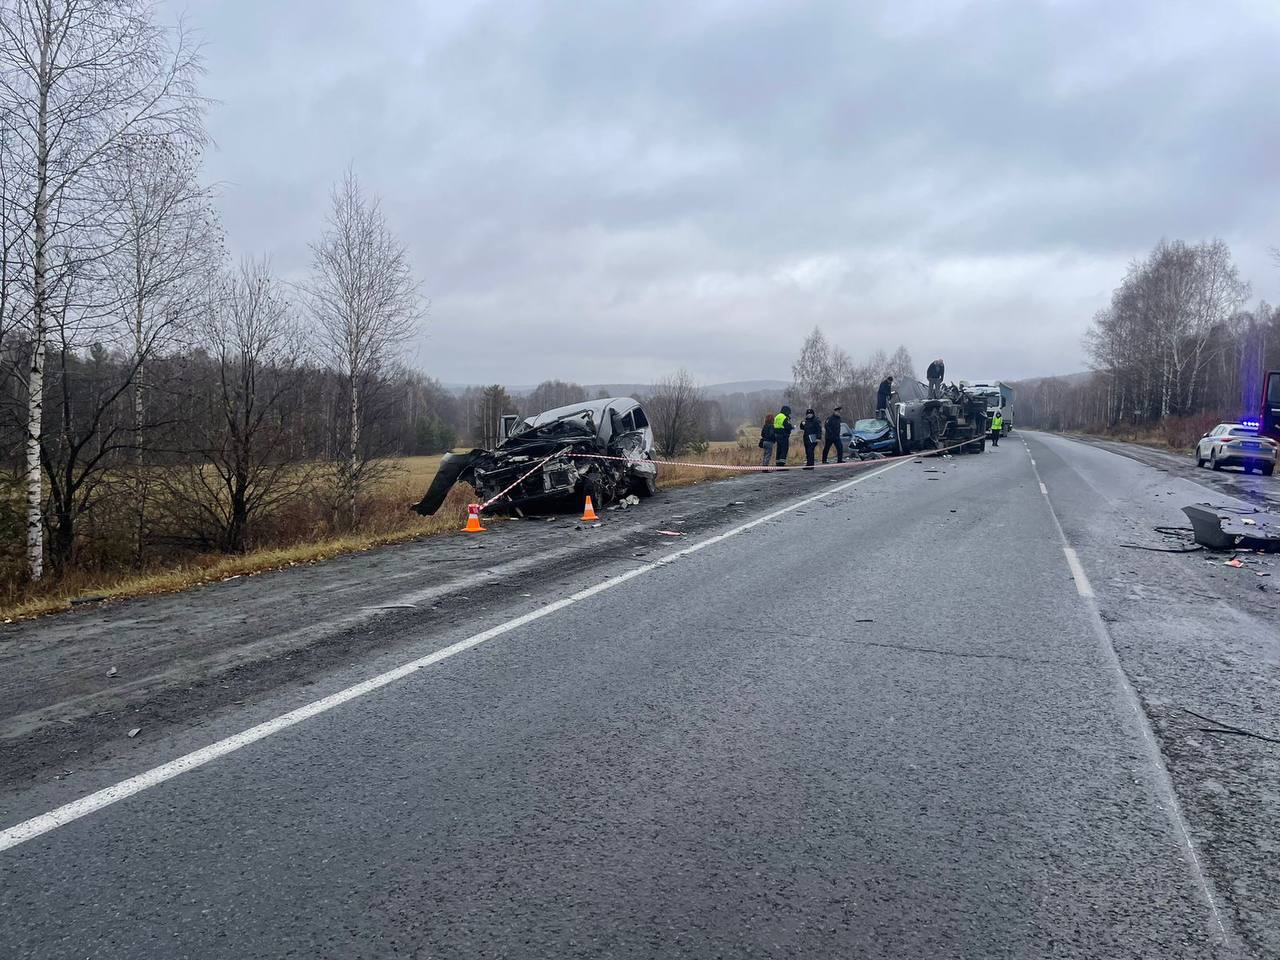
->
<box><xmin>1024</xmin><ymin>431</ymin><xmax>1280</xmax><ymax>959</ymax></box>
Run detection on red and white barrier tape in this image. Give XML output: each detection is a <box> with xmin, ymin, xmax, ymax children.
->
<box><xmin>475</xmin><ymin>435</ymin><xmax>985</xmax><ymax>513</ymax></box>
<box><xmin>477</xmin><ymin>445</ymin><xmax>572</xmax><ymax>511</ymax></box>
<box><xmin>574</xmin><ymin>434</ymin><xmax>983</xmax><ymax>473</ymax></box>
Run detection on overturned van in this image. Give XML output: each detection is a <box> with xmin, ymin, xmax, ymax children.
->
<box><xmin>411</xmin><ymin>397</ymin><xmax>659</xmax><ymax>516</ymax></box>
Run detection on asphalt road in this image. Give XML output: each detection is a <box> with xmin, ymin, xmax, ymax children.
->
<box><xmin>1</xmin><ymin>436</ymin><xmax>1264</xmax><ymax>959</ymax></box>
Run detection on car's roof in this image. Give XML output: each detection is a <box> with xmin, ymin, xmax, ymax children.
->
<box><xmin>1218</xmin><ymin>423</ymin><xmax>1256</xmax><ymax>431</ymax></box>
<box><xmin>524</xmin><ymin>397</ymin><xmax>638</xmax><ymax>427</ymax></box>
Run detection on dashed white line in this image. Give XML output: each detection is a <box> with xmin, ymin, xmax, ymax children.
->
<box><xmin>1060</xmin><ymin>546</ymin><xmax>1094</xmax><ymax>597</ymax></box>
<box><xmin>0</xmin><ymin>458</ymin><xmax>910</xmax><ymax>854</ymax></box>
<box><xmin>1038</xmin><ymin>481</ymin><xmax>1048</xmax><ymax>495</ymax></box>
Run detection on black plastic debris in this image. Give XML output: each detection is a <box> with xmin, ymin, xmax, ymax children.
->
<box><xmin>1182</xmin><ymin>503</ymin><xmax>1280</xmax><ymax>552</ymax></box>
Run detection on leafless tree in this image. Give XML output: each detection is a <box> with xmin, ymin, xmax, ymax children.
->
<box><xmin>0</xmin><ymin>0</ymin><xmax>204</xmax><ymax>580</ymax></box>
<box><xmin>305</xmin><ymin>167</ymin><xmax>421</xmax><ymax>527</ymax></box>
<box><xmin>165</xmin><ymin>257</ymin><xmax>310</xmax><ymax>554</ymax></box>
<box><xmin>648</xmin><ymin>368</ymin><xmax>705</xmax><ymax>456</ymax></box>
<box><xmin>789</xmin><ymin>326</ymin><xmax>836</xmax><ymax>409</ymax></box>
<box><xmin>101</xmin><ymin>137</ymin><xmax>220</xmax><ymax>559</ymax></box>
<box><xmin>525</xmin><ymin>379</ymin><xmax>586</xmax><ymax>413</ymax></box>
<box><xmin>471</xmin><ymin>383</ymin><xmax>516</xmax><ymax>449</ymax></box>
<box><xmin>886</xmin><ymin>344</ymin><xmax>915</xmax><ymax>382</ymax></box>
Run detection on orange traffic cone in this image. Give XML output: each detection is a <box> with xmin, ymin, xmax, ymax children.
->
<box><xmin>581</xmin><ymin>495</ymin><xmax>599</xmax><ymax>522</ymax></box>
<box><xmin>462</xmin><ymin>503</ymin><xmax>486</xmax><ymax>532</ymax></box>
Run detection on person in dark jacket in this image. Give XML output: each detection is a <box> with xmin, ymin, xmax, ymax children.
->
<box><xmin>800</xmin><ymin>408</ymin><xmax>822</xmax><ymax>469</ymax></box>
<box><xmin>823</xmin><ymin>407</ymin><xmax>844</xmax><ymax>464</ymax></box>
<box><xmin>772</xmin><ymin>405</ymin><xmax>795</xmax><ymax>466</ymax></box>
<box><xmin>875</xmin><ymin>376</ymin><xmax>895</xmax><ymax>417</ymax></box>
<box><xmin>758</xmin><ymin>414</ymin><xmax>775</xmax><ymax>467</ymax></box>
<box><xmin>926</xmin><ymin>358</ymin><xmax>945</xmax><ymax>399</ymax></box>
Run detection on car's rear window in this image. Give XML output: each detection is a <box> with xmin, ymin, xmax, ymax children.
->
<box><xmin>1228</xmin><ymin>428</ymin><xmax>1258</xmax><ymax>438</ymax></box>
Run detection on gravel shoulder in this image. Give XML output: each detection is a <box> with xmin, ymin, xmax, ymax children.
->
<box><xmin>1026</xmin><ymin>431</ymin><xmax>1280</xmax><ymax>959</ymax></box>
<box><xmin>1068</xmin><ymin>433</ymin><xmax>1280</xmax><ymax>510</ymax></box>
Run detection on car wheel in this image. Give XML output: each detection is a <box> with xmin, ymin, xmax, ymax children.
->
<box><xmin>632</xmin><ymin>471</ymin><xmax>658</xmax><ymax>497</ymax></box>
<box><xmin>1210</xmin><ymin>450</ymin><xmax>1221</xmax><ymax>471</ymax></box>
<box><xmin>1264</xmin><ymin>464</ymin><xmax>1275</xmax><ymax>477</ymax></box>
<box><xmin>1195</xmin><ymin>446</ymin><xmax>1205</xmax><ymax>468</ymax></box>
<box><xmin>582</xmin><ymin>473</ymin><xmax>610</xmax><ymax>510</ymax></box>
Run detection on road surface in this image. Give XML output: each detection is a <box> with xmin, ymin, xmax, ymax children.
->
<box><xmin>3</xmin><ymin>432</ymin><xmax>1275</xmax><ymax>958</ymax></box>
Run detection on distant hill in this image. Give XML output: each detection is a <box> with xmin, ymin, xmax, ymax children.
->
<box><xmin>1009</xmin><ymin>371</ymin><xmax>1094</xmax><ymax>391</ymax></box>
<box><xmin>442</xmin><ymin>379</ymin><xmax>789</xmax><ymax>398</ymax></box>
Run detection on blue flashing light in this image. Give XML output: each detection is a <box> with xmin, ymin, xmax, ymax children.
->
<box><xmin>1241</xmin><ymin>419</ymin><xmax>1260</xmax><ymax>429</ymax></box>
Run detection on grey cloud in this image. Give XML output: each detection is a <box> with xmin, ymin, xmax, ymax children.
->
<box><xmin>171</xmin><ymin>0</ymin><xmax>1280</xmax><ymax>385</ymax></box>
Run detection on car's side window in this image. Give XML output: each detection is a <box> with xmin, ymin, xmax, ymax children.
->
<box><xmin>617</xmin><ymin>411</ymin><xmax>635</xmax><ymax>433</ymax></box>
<box><xmin>631</xmin><ymin>408</ymin><xmax>649</xmax><ymax>429</ymax></box>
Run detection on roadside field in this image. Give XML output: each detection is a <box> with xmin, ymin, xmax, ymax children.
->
<box><xmin>0</xmin><ymin>443</ymin><xmax>775</xmax><ymax>622</ymax></box>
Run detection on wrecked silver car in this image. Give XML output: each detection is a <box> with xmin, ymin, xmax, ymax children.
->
<box><xmin>411</xmin><ymin>397</ymin><xmax>659</xmax><ymax>516</ymax></box>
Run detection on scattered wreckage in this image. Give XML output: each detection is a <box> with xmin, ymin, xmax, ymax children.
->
<box><xmin>1182</xmin><ymin>503</ymin><xmax>1280</xmax><ymax>552</ymax></box>
<box><xmin>412</xmin><ymin>397</ymin><xmax>658</xmax><ymax>517</ymax></box>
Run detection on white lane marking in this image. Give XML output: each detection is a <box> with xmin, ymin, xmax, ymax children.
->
<box><xmin>1061</xmin><ymin>547</ymin><xmax>1094</xmax><ymax>598</ymax></box>
<box><xmin>1038</xmin><ymin>482</ymin><xmax>1048</xmax><ymax>495</ymax></box>
<box><xmin>0</xmin><ymin>459</ymin><xmax>909</xmax><ymax>854</ymax></box>
<box><xmin>1022</xmin><ymin>436</ymin><xmax>1233</xmax><ymax>948</ymax></box>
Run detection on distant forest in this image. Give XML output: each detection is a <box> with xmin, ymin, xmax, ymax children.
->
<box><xmin>1015</xmin><ymin>239</ymin><xmax>1277</xmax><ymax>445</ymax></box>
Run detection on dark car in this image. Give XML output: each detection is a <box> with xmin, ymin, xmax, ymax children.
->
<box><xmin>412</xmin><ymin>397</ymin><xmax>659</xmax><ymax>516</ymax></box>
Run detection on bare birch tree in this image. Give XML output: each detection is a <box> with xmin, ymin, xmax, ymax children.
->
<box><xmin>305</xmin><ymin>167</ymin><xmax>420</xmax><ymax>527</ymax></box>
<box><xmin>101</xmin><ymin>137</ymin><xmax>220</xmax><ymax>559</ymax></box>
<box><xmin>169</xmin><ymin>257</ymin><xmax>310</xmax><ymax>554</ymax></box>
<box><xmin>0</xmin><ymin>0</ymin><xmax>204</xmax><ymax>580</ymax></box>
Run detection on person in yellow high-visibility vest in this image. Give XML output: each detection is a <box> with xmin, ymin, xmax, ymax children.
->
<box><xmin>990</xmin><ymin>411</ymin><xmax>1003</xmax><ymax>447</ymax></box>
<box><xmin>772</xmin><ymin>406</ymin><xmax>795</xmax><ymax>466</ymax></box>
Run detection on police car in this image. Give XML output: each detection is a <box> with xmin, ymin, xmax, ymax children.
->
<box><xmin>1195</xmin><ymin>421</ymin><xmax>1277</xmax><ymax>476</ymax></box>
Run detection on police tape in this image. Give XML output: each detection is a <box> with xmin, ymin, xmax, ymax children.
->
<box><xmin>475</xmin><ymin>435</ymin><xmax>984</xmax><ymax>514</ymax></box>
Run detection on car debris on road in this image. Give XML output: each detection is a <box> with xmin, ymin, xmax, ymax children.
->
<box><xmin>1182</xmin><ymin>502</ymin><xmax>1280</xmax><ymax>552</ymax></box>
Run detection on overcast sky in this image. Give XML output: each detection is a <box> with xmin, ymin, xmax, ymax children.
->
<box><xmin>170</xmin><ymin>0</ymin><xmax>1280</xmax><ymax>386</ymax></box>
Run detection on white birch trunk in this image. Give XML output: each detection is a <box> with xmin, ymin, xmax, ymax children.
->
<box><xmin>347</xmin><ymin>376</ymin><xmax>359</xmax><ymax>525</ymax></box>
<box><xmin>26</xmin><ymin>31</ymin><xmax>51</xmax><ymax>583</ymax></box>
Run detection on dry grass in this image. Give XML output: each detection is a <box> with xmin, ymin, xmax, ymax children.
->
<box><xmin>0</xmin><ymin>472</ymin><xmax>474</xmax><ymax>623</ymax></box>
<box><xmin>1083</xmin><ymin>412</ymin><xmax>1228</xmax><ymax>453</ymax></box>
<box><xmin>0</xmin><ymin>444</ymin><xmax>773</xmax><ymax>623</ymax></box>
<box><xmin>654</xmin><ymin>441</ymin><xmax>766</xmax><ymax>487</ymax></box>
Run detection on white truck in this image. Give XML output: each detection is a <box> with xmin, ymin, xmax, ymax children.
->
<box><xmin>959</xmin><ymin>380</ymin><xmax>1014</xmax><ymax>435</ymax></box>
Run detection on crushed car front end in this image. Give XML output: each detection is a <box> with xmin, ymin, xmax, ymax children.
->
<box><xmin>412</xmin><ymin>397</ymin><xmax>658</xmax><ymax>516</ymax></box>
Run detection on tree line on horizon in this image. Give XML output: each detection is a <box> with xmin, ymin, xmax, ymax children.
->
<box><xmin>1016</xmin><ymin>239</ymin><xmax>1278</xmax><ymax>444</ymax></box>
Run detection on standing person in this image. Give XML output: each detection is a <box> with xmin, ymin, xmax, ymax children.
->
<box><xmin>823</xmin><ymin>406</ymin><xmax>845</xmax><ymax>464</ymax></box>
<box><xmin>772</xmin><ymin>405</ymin><xmax>795</xmax><ymax>466</ymax></box>
<box><xmin>990</xmin><ymin>411</ymin><xmax>1003</xmax><ymax>447</ymax></box>
<box><xmin>758</xmin><ymin>414</ymin><xmax>776</xmax><ymax>467</ymax></box>
<box><xmin>875</xmin><ymin>376</ymin><xmax>895</xmax><ymax>417</ymax></box>
<box><xmin>926</xmin><ymin>359</ymin><xmax>945</xmax><ymax>399</ymax></box>
<box><xmin>801</xmin><ymin>408</ymin><xmax>822</xmax><ymax>469</ymax></box>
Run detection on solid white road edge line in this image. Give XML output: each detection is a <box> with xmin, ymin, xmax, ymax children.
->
<box><xmin>1022</xmin><ymin>434</ymin><xmax>1234</xmax><ymax>950</ymax></box>
<box><xmin>0</xmin><ymin>459</ymin><xmax>908</xmax><ymax>854</ymax></box>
